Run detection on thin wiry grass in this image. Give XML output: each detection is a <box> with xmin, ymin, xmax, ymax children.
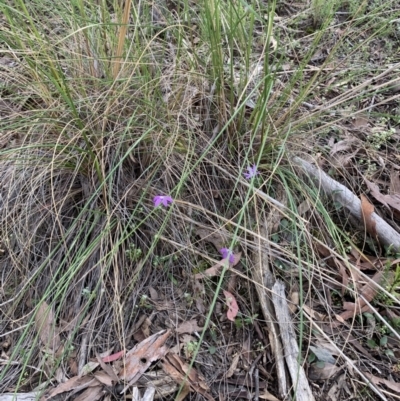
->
<box><xmin>1</xmin><ymin>0</ymin><xmax>400</xmax><ymax>399</ymax></box>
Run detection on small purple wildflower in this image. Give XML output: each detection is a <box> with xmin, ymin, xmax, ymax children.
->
<box><xmin>153</xmin><ymin>195</ymin><xmax>173</xmax><ymax>208</ymax></box>
<box><xmin>219</xmin><ymin>248</ymin><xmax>235</xmax><ymax>264</ymax></box>
<box><xmin>243</xmin><ymin>164</ymin><xmax>259</xmax><ymax>180</ymax></box>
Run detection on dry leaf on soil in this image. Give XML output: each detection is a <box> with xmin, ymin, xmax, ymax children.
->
<box><xmin>224</xmin><ymin>354</ymin><xmax>240</xmax><ymax>379</ymax></box>
<box><xmin>329</xmin><ymin>138</ymin><xmax>358</xmax><ymax>156</ymax></box>
<box><xmin>93</xmin><ymin>371</ymin><xmax>114</xmax><ymax>387</ymax></box>
<box><xmin>194</xmin><ymin>252</ymin><xmax>242</xmax><ymax>279</ymax></box>
<box><xmin>360</xmin><ymin>194</ymin><xmax>377</xmax><ymax>239</ymax></box>
<box><xmin>119</xmin><ymin>330</ymin><xmax>170</xmax><ymax>387</ymax></box>
<box><xmin>364</xmin><ymin>372</ymin><xmax>400</xmax><ymax>393</ymax></box>
<box><xmin>35</xmin><ymin>302</ymin><xmax>61</xmax><ymax>352</ymax></box>
<box><xmin>40</xmin><ymin>376</ymin><xmax>96</xmax><ymax>401</ymax></box>
<box><xmin>161</xmin><ymin>360</ymin><xmax>190</xmax><ymax>401</ymax></box>
<box><xmin>337</xmin><ymin>260</ymin><xmax>350</xmax><ymax>296</ymax></box>
<box><xmin>308</xmin><ymin>362</ymin><xmax>342</xmax><ymax>381</ymax></box>
<box><xmin>194</xmin><ymin>262</ymin><xmax>223</xmax><ymax>279</ymax></box>
<box><xmin>195</xmin><ymin>227</ymin><xmax>227</xmax><ymax>250</ymax></box>
<box><xmin>80</xmin><ymin>361</ymin><xmax>100</xmax><ymax>376</ymax></box>
<box><xmin>96</xmin><ymin>353</ymin><xmax>120</xmax><ymax>383</ymax></box>
<box><xmin>73</xmin><ymin>385</ymin><xmax>103</xmax><ymax>401</ymax></box>
<box><xmin>365</xmin><ymin>178</ymin><xmax>400</xmax><ymax>213</ymax></box>
<box><xmin>161</xmin><ymin>353</ymin><xmax>214</xmax><ymax>401</ymax></box>
<box><xmin>176</xmin><ymin>319</ymin><xmax>204</xmax><ymax>334</ymax></box>
<box><xmin>352</xmin><ymin>116</ymin><xmax>369</xmax><ymax>129</ymax></box>
<box><xmin>223</xmin><ymin>290</ymin><xmax>239</xmax><ymax>321</ymax></box>
<box><xmin>337</xmin><ymin>271</ymin><xmax>393</xmax><ymax>321</ymax></box>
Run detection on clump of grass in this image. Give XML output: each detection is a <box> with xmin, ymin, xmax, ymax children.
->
<box><xmin>1</xmin><ymin>0</ymin><xmax>400</xmax><ymax>398</ymax></box>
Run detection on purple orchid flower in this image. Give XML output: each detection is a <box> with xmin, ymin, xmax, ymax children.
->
<box><xmin>153</xmin><ymin>195</ymin><xmax>173</xmax><ymax>207</ymax></box>
<box><xmin>243</xmin><ymin>164</ymin><xmax>259</xmax><ymax>180</ymax></box>
<box><xmin>219</xmin><ymin>248</ymin><xmax>235</xmax><ymax>264</ymax></box>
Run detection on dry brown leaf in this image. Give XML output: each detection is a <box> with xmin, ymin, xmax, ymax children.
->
<box><xmin>194</xmin><ymin>252</ymin><xmax>242</xmax><ymax>279</ymax></box>
<box><xmin>364</xmin><ymin>372</ymin><xmax>400</xmax><ymax>393</ymax></box>
<box><xmin>195</xmin><ymin>297</ymin><xmax>205</xmax><ymax>314</ymax></box>
<box><xmin>365</xmin><ymin>179</ymin><xmax>400</xmax><ymax>213</ymax></box>
<box><xmin>165</xmin><ymin>353</ymin><xmax>209</xmax><ymax>391</ymax></box>
<box><xmin>360</xmin><ymin>194</ymin><xmax>377</xmax><ymax>238</ymax></box>
<box><xmin>119</xmin><ymin>330</ymin><xmax>170</xmax><ymax>386</ymax></box>
<box><xmin>80</xmin><ymin>361</ymin><xmax>100</xmax><ymax>376</ymax></box>
<box><xmin>179</xmin><ymin>334</ymin><xmax>197</xmax><ymax>344</ymax></box>
<box><xmin>337</xmin><ymin>270</ymin><xmax>394</xmax><ymax>321</ymax></box>
<box><xmin>352</xmin><ymin>116</ymin><xmax>369</xmax><ymax>129</ymax></box>
<box><xmin>59</xmin><ymin>312</ymin><xmax>90</xmax><ymax>334</ymax></box>
<box><xmin>162</xmin><ymin>353</ymin><xmax>214</xmax><ymax>401</ymax></box>
<box><xmin>327</xmin><ymin>374</ymin><xmax>349</xmax><ymax>401</ymax></box>
<box><xmin>308</xmin><ymin>362</ymin><xmax>341</xmax><ymax>381</ymax></box>
<box><xmin>161</xmin><ymin>359</ymin><xmax>191</xmax><ymax>401</ymax></box>
<box><xmin>349</xmin><ymin>247</ymin><xmax>379</xmax><ymax>270</ymax></box>
<box><xmin>149</xmin><ymin>287</ymin><xmax>158</xmax><ymax>301</ymax></box>
<box><xmin>194</xmin><ymin>262</ymin><xmax>223</xmax><ymax>279</ymax></box>
<box><xmin>315</xmin><ymin>243</ymin><xmax>342</xmax><ymax>269</ymax></box>
<box><xmin>195</xmin><ymin>227</ymin><xmax>227</xmax><ymax>250</ymax></box>
<box><xmin>40</xmin><ymin>376</ymin><xmax>95</xmax><ymax>401</ymax></box>
<box><xmin>223</xmin><ymin>290</ymin><xmax>239</xmax><ymax>321</ymax></box>
<box><xmin>35</xmin><ymin>302</ymin><xmax>61</xmax><ymax>352</ymax></box>
<box><xmin>133</xmin><ymin>317</ymin><xmax>151</xmax><ymax>342</ymax></box>
<box><xmin>337</xmin><ymin>261</ymin><xmax>349</xmax><ymax>296</ymax></box>
<box><xmin>176</xmin><ymin>319</ymin><xmax>203</xmax><ymax>334</ymax></box>
<box><xmin>73</xmin><ymin>385</ymin><xmax>103</xmax><ymax>401</ymax></box>
<box><xmin>96</xmin><ymin>353</ymin><xmax>120</xmax><ymax>383</ymax></box>
<box><xmin>302</xmin><ymin>304</ymin><xmax>327</xmax><ymax>321</ymax></box>
<box><xmin>359</xmin><ymin>271</ymin><xmax>384</xmax><ymax>305</ymax></box>
<box><xmin>297</xmin><ymin>199</ymin><xmax>311</xmax><ymax>215</ymax></box>
<box><xmin>98</xmin><ymin>348</ymin><xmax>114</xmax><ymax>359</ymax></box>
<box><xmin>289</xmin><ymin>290</ymin><xmax>299</xmax><ymax>314</ymax></box>
<box><xmin>330</xmin><ymin>138</ymin><xmax>357</xmax><ymax>156</ymax></box>
<box><xmin>224</xmin><ymin>354</ymin><xmax>240</xmax><ymax>379</ymax></box>
<box><xmin>68</xmin><ymin>356</ymin><xmax>79</xmax><ymax>377</ymax></box>
<box><xmin>93</xmin><ymin>371</ymin><xmax>114</xmax><ymax>386</ymax></box>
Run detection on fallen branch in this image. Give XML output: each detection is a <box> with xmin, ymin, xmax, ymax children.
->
<box><xmin>293</xmin><ymin>157</ymin><xmax>400</xmax><ymax>251</ymax></box>
<box><xmin>271</xmin><ymin>281</ymin><xmax>315</xmax><ymax>401</ymax></box>
<box><xmin>252</xmin><ymin>221</ymin><xmax>288</xmax><ymax>399</ymax></box>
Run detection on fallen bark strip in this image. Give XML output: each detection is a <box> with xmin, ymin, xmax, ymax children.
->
<box><xmin>0</xmin><ymin>394</ymin><xmax>39</xmax><ymax>401</ymax></box>
<box><xmin>293</xmin><ymin>157</ymin><xmax>400</xmax><ymax>251</ymax></box>
<box><xmin>271</xmin><ymin>281</ymin><xmax>315</xmax><ymax>401</ymax></box>
<box><xmin>252</xmin><ymin>222</ymin><xmax>287</xmax><ymax>399</ymax></box>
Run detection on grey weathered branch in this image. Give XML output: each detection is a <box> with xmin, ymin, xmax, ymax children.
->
<box><xmin>293</xmin><ymin>156</ymin><xmax>400</xmax><ymax>251</ymax></box>
<box><xmin>271</xmin><ymin>281</ymin><xmax>316</xmax><ymax>401</ymax></box>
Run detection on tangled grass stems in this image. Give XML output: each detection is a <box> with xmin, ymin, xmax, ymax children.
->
<box><xmin>0</xmin><ymin>0</ymin><xmax>400</xmax><ymax>398</ymax></box>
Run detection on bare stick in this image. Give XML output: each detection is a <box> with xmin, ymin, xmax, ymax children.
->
<box><xmin>271</xmin><ymin>281</ymin><xmax>315</xmax><ymax>401</ymax></box>
<box><xmin>293</xmin><ymin>157</ymin><xmax>400</xmax><ymax>251</ymax></box>
<box><xmin>252</xmin><ymin>222</ymin><xmax>288</xmax><ymax>398</ymax></box>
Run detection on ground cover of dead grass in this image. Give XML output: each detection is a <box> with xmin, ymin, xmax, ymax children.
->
<box><xmin>1</xmin><ymin>0</ymin><xmax>400</xmax><ymax>400</ymax></box>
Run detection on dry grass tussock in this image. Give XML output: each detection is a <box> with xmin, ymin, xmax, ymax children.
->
<box><xmin>1</xmin><ymin>0</ymin><xmax>400</xmax><ymax>400</ymax></box>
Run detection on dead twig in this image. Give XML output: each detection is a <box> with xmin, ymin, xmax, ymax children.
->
<box><xmin>293</xmin><ymin>157</ymin><xmax>400</xmax><ymax>251</ymax></box>
<box><xmin>252</xmin><ymin>220</ymin><xmax>288</xmax><ymax>398</ymax></box>
<box><xmin>271</xmin><ymin>281</ymin><xmax>315</xmax><ymax>401</ymax></box>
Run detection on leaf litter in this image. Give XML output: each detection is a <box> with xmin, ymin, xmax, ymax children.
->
<box><xmin>2</xmin><ymin>0</ymin><xmax>400</xmax><ymax>400</ymax></box>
